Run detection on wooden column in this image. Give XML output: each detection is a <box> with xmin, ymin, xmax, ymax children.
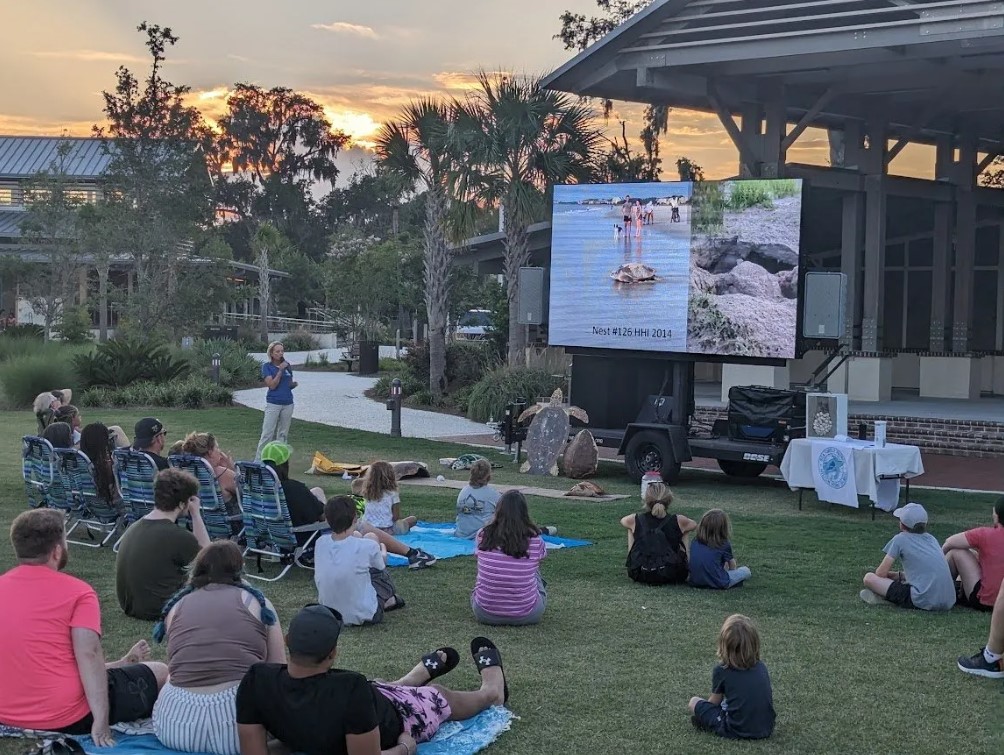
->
<box><xmin>761</xmin><ymin>86</ymin><xmax>787</xmax><ymax>178</ymax></box>
<box><xmin>930</xmin><ymin>137</ymin><xmax>954</xmax><ymax>351</ymax></box>
<box><xmin>860</xmin><ymin>118</ymin><xmax>888</xmax><ymax>352</ymax></box>
<box><xmin>739</xmin><ymin>104</ymin><xmax>764</xmax><ymax>178</ymax></box>
<box><xmin>952</xmin><ymin>134</ymin><xmax>979</xmax><ymax>353</ymax></box>
<box><xmin>841</xmin><ymin>192</ymin><xmax>864</xmax><ymax>348</ymax></box>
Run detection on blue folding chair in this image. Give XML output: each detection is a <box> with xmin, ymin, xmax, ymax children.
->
<box><xmin>113</xmin><ymin>448</ymin><xmax>159</xmax><ymax>523</ymax></box>
<box><xmin>236</xmin><ymin>461</ymin><xmax>326</xmax><ymax>582</ymax></box>
<box><xmin>57</xmin><ymin>449</ymin><xmax>125</xmax><ymax>548</ymax></box>
<box><xmin>168</xmin><ymin>454</ymin><xmax>243</xmax><ymax>541</ymax></box>
<box><xmin>22</xmin><ymin>435</ymin><xmax>59</xmax><ymax>509</ymax></box>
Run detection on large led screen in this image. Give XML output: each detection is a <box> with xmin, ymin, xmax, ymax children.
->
<box><xmin>548</xmin><ymin>179</ymin><xmax>803</xmax><ymax>359</ymax></box>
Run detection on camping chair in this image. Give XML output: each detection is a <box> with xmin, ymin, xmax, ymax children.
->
<box><xmin>168</xmin><ymin>454</ymin><xmax>243</xmax><ymax>541</ymax></box>
<box><xmin>112</xmin><ymin>448</ymin><xmax>159</xmax><ymax>524</ymax></box>
<box><xmin>57</xmin><ymin>449</ymin><xmax>125</xmax><ymax>548</ymax></box>
<box><xmin>22</xmin><ymin>435</ymin><xmax>60</xmax><ymax>509</ymax></box>
<box><xmin>236</xmin><ymin>461</ymin><xmax>327</xmax><ymax>582</ymax></box>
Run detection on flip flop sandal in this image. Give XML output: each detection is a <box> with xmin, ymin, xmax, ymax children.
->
<box><xmin>470</xmin><ymin>636</ymin><xmax>509</xmax><ymax>703</ymax></box>
<box><xmin>420</xmin><ymin>646</ymin><xmax>460</xmax><ymax>681</ymax></box>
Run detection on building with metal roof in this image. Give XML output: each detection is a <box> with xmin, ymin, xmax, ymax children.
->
<box><xmin>535</xmin><ymin>0</ymin><xmax>1004</xmax><ymax>403</ymax></box>
<box><xmin>0</xmin><ymin>136</ymin><xmax>113</xmax><ymax>180</ymax></box>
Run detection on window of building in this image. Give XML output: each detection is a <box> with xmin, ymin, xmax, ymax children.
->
<box><xmin>0</xmin><ymin>187</ymin><xmax>13</xmax><ymax>206</ymax></box>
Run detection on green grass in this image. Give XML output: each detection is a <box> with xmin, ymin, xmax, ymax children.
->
<box><xmin>1</xmin><ymin>407</ymin><xmax>1003</xmax><ymax>753</ymax></box>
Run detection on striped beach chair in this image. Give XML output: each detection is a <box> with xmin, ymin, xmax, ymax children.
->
<box><xmin>57</xmin><ymin>449</ymin><xmax>125</xmax><ymax>548</ymax></box>
<box><xmin>22</xmin><ymin>435</ymin><xmax>59</xmax><ymax>509</ymax></box>
<box><xmin>113</xmin><ymin>448</ymin><xmax>159</xmax><ymax>523</ymax></box>
<box><xmin>236</xmin><ymin>461</ymin><xmax>326</xmax><ymax>582</ymax></box>
<box><xmin>168</xmin><ymin>454</ymin><xmax>243</xmax><ymax>541</ymax></box>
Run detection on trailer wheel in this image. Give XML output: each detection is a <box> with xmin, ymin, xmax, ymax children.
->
<box><xmin>718</xmin><ymin>459</ymin><xmax>768</xmax><ymax>478</ymax></box>
<box><xmin>625</xmin><ymin>430</ymin><xmax>681</xmax><ymax>484</ymax></box>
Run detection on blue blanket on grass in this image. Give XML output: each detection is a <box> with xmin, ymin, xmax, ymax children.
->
<box><xmin>69</xmin><ymin>707</ymin><xmax>515</xmax><ymax>755</ymax></box>
<box><xmin>386</xmin><ymin>521</ymin><xmax>591</xmax><ymax>567</ymax></box>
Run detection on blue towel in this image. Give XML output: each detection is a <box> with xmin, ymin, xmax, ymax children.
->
<box><xmin>74</xmin><ymin>707</ymin><xmax>515</xmax><ymax>755</ymax></box>
<box><xmin>387</xmin><ymin>521</ymin><xmax>591</xmax><ymax>567</ymax></box>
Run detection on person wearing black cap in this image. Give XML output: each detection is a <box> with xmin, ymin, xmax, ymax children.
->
<box><xmin>236</xmin><ymin>605</ymin><xmax>509</xmax><ymax>755</ymax></box>
<box><xmin>133</xmin><ymin>417</ymin><xmax>169</xmax><ymax>470</ymax></box>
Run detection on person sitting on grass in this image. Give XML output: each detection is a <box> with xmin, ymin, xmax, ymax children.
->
<box><xmin>688</xmin><ymin>613</ymin><xmax>775</xmax><ymax>740</ymax></box>
<box><xmin>689</xmin><ymin>509</ymin><xmax>751</xmax><ymax>589</ymax></box>
<box><xmin>314</xmin><ymin>495</ymin><xmax>404</xmax><ymax>625</ymax></box>
<box><xmin>235</xmin><ymin>604</ymin><xmax>509</xmax><ymax>755</ymax></box>
<box><xmin>79</xmin><ymin>422</ymin><xmax>125</xmax><ymax>516</ymax></box>
<box><xmin>42</xmin><ymin>420</ymin><xmax>74</xmax><ymax>449</ymax></box>
<box><xmin>472</xmin><ymin>490</ymin><xmax>548</xmax><ymax>626</ymax></box>
<box><xmin>362</xmin><ymin>460</ymin><xmax>418</xmax><ymax>535</ymax></box>
<box><xmin>181</xmin><ymin>431</ymin><xmax>240</xmax><ymax>517</ymax></box>
<box><xmin>133</xmin><ymin>416</ymin><xmax>170</xmax><ymax>471</ymax></box>
<box><xmin>152</xmin><ymin>541</ymin><xmax>286</xmax><ymax>755</ymax></box>
<box><xmin>0</xmin><ymin>509</ymin><xmax>168</xmax><ymax>745</ymax></box>
<box><xmin>621</xmin><ymin>482</ymin><xmax>695</xmax><ymax>585</ymax></box>
<box><xmin>942</xmin><ymin>495</ymin><xmax>1004</xmax><ymax>612</ymax></box>
<box><xmin>860</xmin><ymin>502</ymin><xmax>955</xmax><ymax>611</ymax></box>
<box><xmin>455</xmin><ymin>459</ymin><xmax>501</xmax><ymax>539</ymax></box>
<box><xmin>115</xmin><ymin>468</ymin><xmax>210</xmax><ymax>620</ymax></box>
<box><xmin>958</xmin><ymin>581</ymin><xmax>1004</xmax><ymax>679</ymax></box>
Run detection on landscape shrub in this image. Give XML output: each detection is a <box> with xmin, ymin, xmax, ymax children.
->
<box><xmin>466</xmin><ymin>367</ymin><xmax>565</xmax><ymax>423</ymax></box>
<box><xmin>371</xmin><ymin>372</ymin><xmax>425</xmax><ymax>400</ymax></box>
<box><xmin>75</xmin><ymin>337</ymin><xmax>191</xmax><ymax>388</ymax></box>
<box><xmin>77</xmin><ymin>376</ymin><xmax>232</xmax><ymax>408</ymax></box>
<box><xmin>303</xmin><ymin>351</ymin><xmax>331</xmax><ymax>367</ymax></box>
<box><xmin>692</xmin><ymin>180</ymin><xmax>726</xmax><ymax>234</ymax></box>
<box><xmin>0</xmin><ymin>352</ymin><xmax>79</xmax><ymax>408</ymax></box>
<box><xmin>402</xmin><ymin>340</ymin><xmax>493</xmax><ymax>391</ymax></box>
<box><xmin>54</xmin><ymin>305</ymin><xmax>94</xmax><ymax>344</ymax></box>
<box><xmin>281</xmin><ymin>329</ymin><xmax>320</xmax><ymax>351</ymax></box>
<box><xmin>182</xmin><ymin>339</ymin><xmax>260</xmax><ymax>388</ymax></box>
<box><xmin>1</xmin><ymin>324</ymin><xmax>45</xmax><ymax>341</ymax></box>
<box><xmin>379</xmin><ymin>357</ymin><xmax>405</xmax><ymax>372</ymax></box>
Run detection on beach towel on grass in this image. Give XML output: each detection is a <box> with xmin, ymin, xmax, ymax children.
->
<box><xmin>387</xmin><ymin>521</ymin><xmax>591</xmax><ymax>567</ymax></box>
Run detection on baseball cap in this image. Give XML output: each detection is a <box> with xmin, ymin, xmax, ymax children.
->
<box><xmin>261</xmin><ymin>441</ymin><xmax>292</xmax><ymax>466</ymax></box>
<box><xmin>893</xmin><ymin>502</ymin><xmax>928</xmax><ymax>529</ymax></box>
<box><xmin>287</xmin><ymin>604</ymin><xmax>343</xmax><ymax>659</ymax></box>
<box><xmin>133</xmin><ymin>417</ymin><xmax>165</xmax><ymax>446</ymax></box>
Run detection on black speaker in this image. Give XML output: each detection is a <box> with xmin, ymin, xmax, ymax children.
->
<box><xmin>517</xmin><ymin>267</ymin><xmax>546</xmax><ymax>325</ymax></box>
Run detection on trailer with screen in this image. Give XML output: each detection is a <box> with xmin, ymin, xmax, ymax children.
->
<box><xmin>548</xmin><ymin>179</ymin><xmax>803</xmax><ymax>360</ymax></box>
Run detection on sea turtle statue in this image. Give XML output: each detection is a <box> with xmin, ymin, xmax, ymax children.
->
<box><xmin>517</xmin><ymin>389</ymin><xmax>589</xmax><ymax>475</ymax></box>
<box><xmin>610</xmin><ymin>263</ymin><xmax>658</xmax><ymax>284</ymax></box>
<box><xmin>562</xmin><ymin>429</ymin><xmax>598</xmax><ymax>479</ymax></box>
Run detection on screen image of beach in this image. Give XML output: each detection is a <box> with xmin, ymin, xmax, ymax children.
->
<box><xmin>548</xmin><ymin>179</ymin><xmax>803</xmax><ymax>359</ymax></box>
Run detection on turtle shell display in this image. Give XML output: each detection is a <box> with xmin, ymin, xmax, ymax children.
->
<box><xmin>610</xmin><ymin>263</ymin><xmax>658</xmax><ymax>283</ymax></box>
<box><xmin>520</xmin><ymin>404</ymin><xmax>570</xmax><ymax>476</ymax></box>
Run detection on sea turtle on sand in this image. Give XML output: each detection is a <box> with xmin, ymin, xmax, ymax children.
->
<box><xmin>564</xmin><ymin>480</ymin><xmax>607</xmax><ymax>498</ymax></box>
<box><xmin>562</xmin><ymin>429</ymin><xmax>598</xmax><ymax>479</ymax></box>
<box><xmin>517</xmin><ymin>389</ymin><xmax>589</xmax><ymax>475</ymax></box>
<box><xmin>610</xmin><ymin>263</ymin><xmax>658</xmax><ymax>283</ymax></box>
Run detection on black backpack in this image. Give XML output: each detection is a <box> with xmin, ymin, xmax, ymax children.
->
<box><xmin>626</xmin><ymin>514</ymin><xmax>687</xmax><ymax>584</ymax></box>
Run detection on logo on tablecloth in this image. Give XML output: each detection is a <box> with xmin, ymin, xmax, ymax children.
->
<box><xmin>817</xmin><ymin>446</ymin><xmax>849</xmax><ymax>489</ymax></box>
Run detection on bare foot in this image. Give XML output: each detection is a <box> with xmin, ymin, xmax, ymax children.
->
<box><xmin>476</xmin><ymin>646</ymin><xmax>505</xmax><ymax>706</ymax></box>
<box><xmin>124</xmin><ymin>639</ymin><xmax>151</xmax><ymax>664</ymax></box>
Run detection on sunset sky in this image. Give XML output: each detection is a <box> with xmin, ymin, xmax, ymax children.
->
<box><xmin>0</xmin><ymin>0</ymin><xmax>935</xmax><ymax>182</ymax></box>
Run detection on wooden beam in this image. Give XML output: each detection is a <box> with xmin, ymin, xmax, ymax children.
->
<box><xmin>782</xmin><ymin>86</ymin><xmax>838</xmax><ymax>151</ymax></box>
<box><xmin>707</xmin><ymin>83</ymin><xmax>756</xmax><ymax>175</ymax></box>
<box><xmin>977</xmin><ymin>151</ymin><xmax>1002</xmax><ymax>174</ymax></box>
<box><xmin>886</xmin><ymin>96</ymin><xmax>948</xmax><ymax>164</ymax></box>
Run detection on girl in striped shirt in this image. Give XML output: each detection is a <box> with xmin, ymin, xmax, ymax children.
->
<box><xmin>471</xmin><ymin>490</ymin><xmax>548</xmax><ymax>626</ymax></box>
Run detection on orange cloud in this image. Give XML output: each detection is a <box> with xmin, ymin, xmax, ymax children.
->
<box><xmin>311</xmin><ymin>22</ymin><xmax>378</xmax><ymax>39</ymax></box>
<box><xmin>30</xmin><ymin>49</ymin><xmax>145</xmax><ymax>63</ymax></box>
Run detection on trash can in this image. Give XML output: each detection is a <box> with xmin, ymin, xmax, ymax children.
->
<box><xmin>357</xmin><ymin>340</ymin><xmax>379</xmax><ymax>375</ymax></box>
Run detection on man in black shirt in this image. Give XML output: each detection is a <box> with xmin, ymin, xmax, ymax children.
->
<box><xmin>236</xmin><ymin>605</ymin><xmax>507</xmax><ymax>755</ymax></box>
<box><xmin>132</xmin><ymin>417</ymin><xmax>169</xmax><ymax>471</ymax></box>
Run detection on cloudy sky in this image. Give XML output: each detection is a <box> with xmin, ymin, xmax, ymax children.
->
<box><xmin>0</xmin><ymin>0</ymin><xmax>932</xmax><ymax>181</ymax></box>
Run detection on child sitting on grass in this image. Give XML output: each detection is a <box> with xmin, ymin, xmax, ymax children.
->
<box><xmin>314</xmin><ymin>495</ymin><xmax>404</xmax><ymax>626</ymax></box>
<box><xmin>455</xmin><ymin>459</ymin><xmax>501</xmax><ymax>539</ymax></box>
<box><xmin>689</xmin><ymin>509</ymin><xmax>751</xmax><ymax>589</ymax></box>
<box><xmin>361</xmin><ymin>460</ymin><xmax>417</xmax><ymax>535</ymax></box>
<box><xmin>860</xmin><ymin>502</ymin><xmax>955</xmax><ymax>610</ymax></box>
<box><xmin>620</xmin><ymin>482</ymin><xmax>696</xmax><ymax>585</ymax></box>
<box><xmin>689</xmin><ymin>613</ymin><xmax>776</xmax><ymax>740</ymax></box>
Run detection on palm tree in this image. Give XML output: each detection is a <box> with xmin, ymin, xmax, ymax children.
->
<box><xmin>449</xmin><ymin>72</ymin><xmax>602</xmax><ymax>365</ymax></box>
<box><xmin>375</xmin><ymin>100</ymin><xmax>454</xmax><ymax>399</ymax></box>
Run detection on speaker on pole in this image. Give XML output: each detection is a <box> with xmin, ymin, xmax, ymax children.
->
<box><xmin>517</xmin><ymin>267</ymin><xmax>546</xmax><ymax>325</ymax></box>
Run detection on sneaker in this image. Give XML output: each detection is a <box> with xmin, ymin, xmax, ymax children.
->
<box><xmin>541</xmin><ymin>526</ymin><xmax>558</xmax><ymax>536</ymax></box>
<box><xmin>859</xmin><ymin>589</ymin><xmax>885</xmax><ymax>606</ymax></box>
<box><xmin>408</xmin><ymin>549</ymin><xmax>437</xmax><ymax>570</ymax></box>
<box><xmin>957</xmin><ymin>648</ymin><xmax>1004</xmax><ymax>679</ymax></box>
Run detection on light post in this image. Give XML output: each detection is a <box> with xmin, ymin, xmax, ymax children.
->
<box><xmin>211</xmin><ymin>353</ymin><xmax>221</xmax><ymax>385</ymax></box>
<box><xmin>386</xmin><ymin>378</ymin><xmax>402</xmax><ymax>437</ymax></box>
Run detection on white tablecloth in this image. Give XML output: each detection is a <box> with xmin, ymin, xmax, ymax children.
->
<box><xmin>779</xmin><ymin>437</ymin><xmax>924</xmax><ymax>511</ymax></box>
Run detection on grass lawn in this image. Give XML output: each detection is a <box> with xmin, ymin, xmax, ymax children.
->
<box><xmin>1</xmin><ymin>406</ymin><xmax>1003</xmax><ymax>754</ymax></box>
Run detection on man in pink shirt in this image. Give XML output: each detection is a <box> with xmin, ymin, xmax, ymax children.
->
<box><xmin>0</xmin><ymin>509</ymin><xmax>168</xmax><ymax>745</ymax></box>
<box><xmin>943</xmin><ymin>496</ymin><xmax>1004</xmax><ymax>612</ymax></box>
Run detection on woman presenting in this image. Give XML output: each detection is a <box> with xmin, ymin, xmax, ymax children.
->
<box><xmin>255</xmin><ymin>341</ymin><xmax>297</xmax><ymax>460</ymax></box>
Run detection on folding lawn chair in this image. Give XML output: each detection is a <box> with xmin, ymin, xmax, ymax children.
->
<box><xmin>22</xmin><ymin>435</ymin><xmax>59</xmax><ymax>509</ymax></box>
<box><xmin>113</xmin><ymin>448</ymin><xmax>159</xmax><ymax>523</ymax></box>
<box><xmin>168</xmin><ymin>453</ymin><xmax>243</xmax><ymax>541</ymax></box>
<box><xmin>236</xmin><ymin>461</ymin><xmax>327</xmax><ymax>582</ymax></box>
<box><xmin>57</xmin><ymin>449</ymin><xmax>125</xmax><ymax>548</ymax></box>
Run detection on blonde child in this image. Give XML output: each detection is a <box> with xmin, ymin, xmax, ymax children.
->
<box><xmin>689</xmin><ymin>509</ymin><xmax>751</xmax><ymax>589</ymax></box>
<box><xmin>455</xmin><ymin>459</ymin><xmax>501</xmax><ymax>539</ymax></box>
<box><xmin>361</xmin><ymin>461</ymin><xmax>417</xmax><ymax>535</ymax></box>
<box><xmin>620</xmin><ymin>482</ymin><xmax>696</xmax><ymax>584</ymax></box>
<box><xmin>688</xmin><ymin>614</ymin><xmax>775</xmax><ymax>740</ymax></box>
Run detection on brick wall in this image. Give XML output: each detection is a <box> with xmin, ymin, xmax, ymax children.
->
<box><xmin>693</xmin><ymin>407</ymin><xmax>1004</xmax><ymax>458</ymax></box>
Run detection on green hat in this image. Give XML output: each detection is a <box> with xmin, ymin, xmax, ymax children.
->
<box><xmin>261</xmin><ymin>442</ymin><xmax>292</xmax><ymax>465</ymax></box>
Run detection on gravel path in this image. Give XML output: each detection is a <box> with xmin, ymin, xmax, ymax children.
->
<box><xmin>234</xmin><ymin>371</ymin><xmax>492</xmax><ymax>439</ymax></box>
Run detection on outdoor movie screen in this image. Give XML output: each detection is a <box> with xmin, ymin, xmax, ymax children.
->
<box><xmin>547</xmin><ymin>179</ymin><xmax>803</xmax><ymax>360</ymax></box>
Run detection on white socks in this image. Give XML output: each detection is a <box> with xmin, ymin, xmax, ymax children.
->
<box><xmin>984</xmin><ymin>647</ymin><xmax>1002</xmax><ymax>664</ymax></box>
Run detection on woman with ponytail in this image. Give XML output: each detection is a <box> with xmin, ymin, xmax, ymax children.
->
<box><xmin>152</xmin><ymin>541</ymin><xmax>284</xmax><ymax>755</ymax></box>
<box><xmin>620</xmin><ymin>482</ymin><xmax>697</xmax><ymax>585</ymax></box>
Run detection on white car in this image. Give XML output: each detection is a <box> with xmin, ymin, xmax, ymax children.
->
<box><xmin>455</xmin><ymin>309</ymin><xmax>492</xmax><ymax>340</ymax></box>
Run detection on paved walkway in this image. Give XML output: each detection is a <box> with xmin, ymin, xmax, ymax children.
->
<box><xmin>234</xmin><ymin>371</ymin><xmax>491</xmax><ymax>440</ymax></box>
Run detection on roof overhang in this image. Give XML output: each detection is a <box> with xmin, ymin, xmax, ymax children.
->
<box><xmin>542</xmin><ymin>0</ymin><xmax>1004</xmax><ymax>154</ymax></box>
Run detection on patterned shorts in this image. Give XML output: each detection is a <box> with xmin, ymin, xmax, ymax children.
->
<box><xmin>371</xmin><ymin>682</ymin><xmax>452</xmax><ymax>743</ymax></box>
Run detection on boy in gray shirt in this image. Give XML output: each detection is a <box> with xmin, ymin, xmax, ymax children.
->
<box><xmin>455</xmin><ymin>460</ymin><xmax>500</xmax><ymax>539</ymax></box>
<box><xmin>860</xmin><ymin>503</ymin><xmax>955</xmax><ymax>611</ymax></box>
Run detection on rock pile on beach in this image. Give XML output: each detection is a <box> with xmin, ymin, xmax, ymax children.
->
<box><xmin>688</xmin><ymin>198</ymin><xmax>800</xmax><ymax>358</ymax></box>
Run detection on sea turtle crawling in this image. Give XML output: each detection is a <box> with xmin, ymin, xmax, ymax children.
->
<box><xmin>517</xmin><ymin>389</ymin><xmax>589</xmax><ymax>476</ymax></box>
<box><xmin>610</xmin><ymin>263</ymin><xmax>658</xmax><ymax>283</ymax></box>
